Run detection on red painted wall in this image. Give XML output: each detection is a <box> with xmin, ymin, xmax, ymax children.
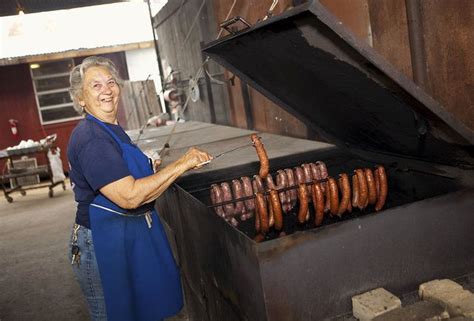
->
<box><xmin>0</xmin><ymin>52</ymin><xmax>129</xmax><ymax>174</ymax></box>
<box><xmin>0</xmin><ymin>63</ymin><xmax>77</xmax><ymax>174</ymax></box>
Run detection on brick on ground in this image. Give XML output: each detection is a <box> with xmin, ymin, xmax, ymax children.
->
<box><xmin>419</xmin><ymin>279</ymin><xmax>474</xmax><ymax>318</ymax></box>
<box><xmin>352</xmin><ymin>288</ymin><xmax>402</xmax><ymax>321</ymax></box>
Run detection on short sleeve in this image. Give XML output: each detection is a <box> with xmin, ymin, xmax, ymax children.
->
<box><xmin>78</xmin><ymin>138</ymin><xmax>131</xmax><ymax>191</ymax></box>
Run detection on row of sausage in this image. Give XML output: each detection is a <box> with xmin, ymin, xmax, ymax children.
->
<box><xmin>209</xmin><ymin>162</ymin><xmax>388</xmax><ymax>235</ymax></box>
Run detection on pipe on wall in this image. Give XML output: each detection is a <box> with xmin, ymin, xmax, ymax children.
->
<box><xmin>405</xmin><ymin>0</ymin><xmax>429</xmax><ymax>91</ymax></box>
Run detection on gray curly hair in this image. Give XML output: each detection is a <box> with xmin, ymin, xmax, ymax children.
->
<box><xmin>69</xmin><ymin>56</ymin><xmax>124</xmax><ymax>114</ymax></box>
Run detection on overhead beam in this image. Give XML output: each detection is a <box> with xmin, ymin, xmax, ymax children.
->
<box><xmin>0</xmin><ymin>41</ymin><xmax>154</xmax><ymax>66</ymax></box>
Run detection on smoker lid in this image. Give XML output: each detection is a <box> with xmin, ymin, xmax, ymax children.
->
<box><xmin>203</xmin><ymin>1</ymin><xmax>474</xmax><ymax>166</ymax></box>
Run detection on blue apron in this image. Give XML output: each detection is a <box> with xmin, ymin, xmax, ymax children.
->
<box><xmin>87</xmin><ymin>114</ymin><xmax>183</xmax><ymax>321</ymax></box>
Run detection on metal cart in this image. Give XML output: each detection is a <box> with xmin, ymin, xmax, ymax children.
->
<box><xmin>0</xmin><ymin>135</ymin><xmax>66</xmax><ymax>203</ymax></box>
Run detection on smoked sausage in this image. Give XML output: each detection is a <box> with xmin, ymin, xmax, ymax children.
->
<box><xmin>364</xmin><ymin>168</ymin><xmax>377</xmax><ymax>205</ymax></box>
<box><xmin>276</xmin><ymin>170</ymin><xmax>290</xmax><ymax>213</ymax></box>
<box><xmin>269</xmin><ymin>189</ymin><xmax>283</xmax><ymax>230</ymax></box>
<box><xmin>352</xmin><ymin>174</ymin><xmax>359</xmax><ymax>209</ymax></box>
<box><xmin>312</xmin><ymin>182</ymin><xmax>325</xmax><ymax>226</ymax></box>
<box><xmin>241</xmin><ymin>176</ymin><xmax>255</xmax><ymax>217</ymax></box>
<box><xmin>210</xmin><ymin>184</ymin><xmax>225</xmax><ymax>217</ymax></box>
<box><xmin>328</xmin><ymin>177</ymin><xmax>339</xmax><ymax>216</ymax></box>
<box><xmin>231</xmin><ymin>179</ymin><xmax>246</xmax><ymax>217</ymax></box>
<box><xmin>337</xmin><ymin>173</ymin><xmax>351</xmax><ymax>217</ymax></box>
<box><xmin>355</xmin><ymin>169</ymin><xmax>368</xmax><ymax>210</ymax></box>
<box><xmin>375</xmin><ymin>165</ymin><xmax>388</xmax><ymax>211</ymax></box>
<box><xmin>251</xmin><ymin>134</ymin><xmax>270</xmax><ymax>179</ymax></box>
<box><xmin>220</xmin><ymin>182</ymin><xmax>235</xmax><ymax>217</ymax></box>
<box><xmin>255</xmin><ymin>192</ymin><xmax>269</xmax><ymax>234</ymax></box>
<box><xmin>284</xmin><ymin>168</ymin><xmax>297</xmax><ymax>207</ymax></box>
<box><xmin>297</xmin><ymin>183</ymin><xmax>309</xmax><ymax>223</ymax></box>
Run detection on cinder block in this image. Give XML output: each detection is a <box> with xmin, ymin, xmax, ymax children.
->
<box><xmin>419</xmin><ymin>279</ymin><xmax>474</xmax><ymax>318</ymax></box>
<box><xmin>419</xmin><ymin>279</ymin><xmax>463</xmax><ymax>302</ymax></box>
<box><xmin>352</xmin><ymin>288</ymin><xmax>402</xmax><ymax>321</ymax></box>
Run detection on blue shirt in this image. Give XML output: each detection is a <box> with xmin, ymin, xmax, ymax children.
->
<box><xmin>67</xmin><ymin>117</ymin><xmax>132</xmax><ymax>228</ymax></box>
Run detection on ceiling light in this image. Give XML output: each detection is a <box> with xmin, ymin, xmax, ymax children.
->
<box><xmin>30</xmin><ymin>63</ymin><xmax>40</xmax><ymax>69</ymax></box>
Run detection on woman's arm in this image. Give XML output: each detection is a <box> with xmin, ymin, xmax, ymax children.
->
<box><xmin>99</xmin><ymin>147</ymin><xmax>212</xmax><ymax>209</ymax></box>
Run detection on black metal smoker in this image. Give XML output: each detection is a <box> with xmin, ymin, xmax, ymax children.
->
<box><xmin>154</xmin><ymin>1</ymin><xmax>474</xmax><ymax>320</ymax></box>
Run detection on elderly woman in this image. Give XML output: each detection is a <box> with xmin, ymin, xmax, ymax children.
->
<box><xmin>67</xmin><ymin>56</ymin><xmax>212</xmax><ymax>321</ymax></box>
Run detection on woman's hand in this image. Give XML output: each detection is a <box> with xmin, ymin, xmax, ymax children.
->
<box><xmin>182</xmin><ymin>147</ymin><xmax>213</xmax><ymax>170</ymax></box>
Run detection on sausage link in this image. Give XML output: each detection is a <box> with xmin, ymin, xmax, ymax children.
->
<box><xmin>328</xmin><ymin>177</ymin><xmax>339</xmax><ymax>216</ymax></box>
<box><xmin>374</xmin><ymin>168</ymin><xmax>380</xmax><ymax>198</ymax></box>
<box><xmin>269</xmin><ymin>189</ymin><xmax>283</xmax><ymax>230</ymax></box>
<box><xmin>254</xmin><ymin>204</ymin><xmax>261</xmax><ymax>233</ymax></box>
<box><xmin>302</xmin><ymin>164</ymin><xmax>313</xmax><ymax>197</ymax></box>
<box><xmin>364</xmin><ymin>168</ymin><xmax>377</xmax><ymax>205</ymax></box>
<box><xmin>268</xmin><ymin>202</ymin><xmax>275</xmax><ymax>228</ymax></box>
<box><xmin>316</xmin><ymin>161</ymin><xmax>328</xmax><ymax>179</ymax></box>
<box><xmin>276</xmin><ymin>170</ymin><xmax>290</xmax><ymax>213</ymax></box>
<box><xmin>253</xmin><ymin>175</ymin><xmax>265</xmax><ymax>194</ymax></box>
<box><xmin>337</xmin><ymin>173</ymin><xmax>351</xmax><ymax>217</ymax></box>
<box><xmin>352</xmin><ymin>174</ymin><xmax>359</xmax><ymax>209</ymax></box>
<box><xmin>324</xmin><ymin>182</ymin><xmax>331</xmax><ymax>213</ymax></box>
<box><xmin>251</xmin><ymin>134</ymin><xmax>270</xmax><ymax>179</ymax></box>
<box><xmin>375</xmin><ymin>165</ymin><xmax>388</xmax><ymax>211</ymax></box>
<box><xmin>294</xmin><ymin>166</ymin><xmax>305</xmax><ymax>185</ymax></box>
<box><xmin>265</xmin><ymin>174</ymin><xmax>277</xmax><ymax>190</ymax></box>
<box><xmin>231</xmin><ymin>179</ymin><xmax>246</xmax><ymax>216</ymax></box>
<box><xmin>241</xmin><ymin>176</ymin><xmax>255</xmax><ymax>213</ymax></box>
<box><xmin>210</xmin><ymin>184</ymin><xmax>225</xmax><ymax>217</ymax></box>
<box><xmin>312</xmin><ymin>182</ymin><xmax>324</xmax><ymax>226</ymax></box>
<box><xmin>284</xmin><ymin>168</ymin><xmax>297</xmax><ymax>207</ymax></box>
<box><xmin>297</xmin><ymin>183</ymin><xmax>309</xmax><ymax>223</ymax></box>
<box><xmin>355</xmin><ymin>169</ymin><xmax>368</xmax><ymax>210</ymax></box>
<box><xmin>310</xmin><ymin>163</ymin><xmax>321</xmax><ymax>181</ymax></box>
<box><xmin>255</xmin><ymin>192</ymin><xmax>269</xmax><ymax>234</ymax></box>
<box><xmin>316</xmin><ymin>161</ymin><xmax>328</xmax><ymax>195</ymax></box>
<box><xmin>220</xmin><ymin>182</ymin><xmax>235</xmax><ymax>217</ymax></box>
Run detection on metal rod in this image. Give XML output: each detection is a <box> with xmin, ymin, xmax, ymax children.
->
<box><xmin>201</xmin><ymin>41</ymin><xmax>217</xmax><ymax>124</ymax></box>
<box><xmin>146</xmin><ymin>0</ymin><xmax>166</xmax><ymax>99</ymax></box>
<box><xmin>207</xmin><ymin>178</ymin><xmax>328</xmax><ymax>208</ymax></box>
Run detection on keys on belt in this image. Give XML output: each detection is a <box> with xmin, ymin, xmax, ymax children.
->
<box><xmin>71</xmin><ymin>224</ymin><xmax>81</xmax><ymax>266</ymax></box>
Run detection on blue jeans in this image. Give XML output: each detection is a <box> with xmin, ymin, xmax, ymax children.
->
<box><xmin>68</xmin><ymin>224</ymin><xmax>107</xmax><ymax>321</ymax></box>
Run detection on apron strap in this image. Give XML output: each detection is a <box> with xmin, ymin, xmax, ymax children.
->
<box><xmin>86</xmin><ymin>114</ymin><xmax>124</xmax><ymax>147</ymax></box>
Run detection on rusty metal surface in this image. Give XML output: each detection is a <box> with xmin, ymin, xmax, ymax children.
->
<box><xmin>257</xmin><ymin>188</ymin><xmax>474</xmax><ymax>320</ymax></box>
<box><xmin>421</xmin><ymin>0</ymin><xmax>474</xmax><ymax>132</ymax></box>
<box><xmin>157</xmin><ymin>155</ymin><xmax>474</xmax><ymax>320</ymax></box>
<box><xmin>319</xmin><ymin>0</ymin><xmax>371</xmax><ymax>44</ymax></box>
<box><xmin>213</xmin><ymin>0</ymin><xmax>309</xmax><ymax>139</ymax></box>
<box><xmin>203</xmin><ymin>1</ymin><xmax>474</xmax><ymax>166</ymax></box>
<box><xmin>368</xmin><ymin>0</ymin><xmax>413</xmax><ymax>80</ymax></box>
<box><xmin>156</xmin><ymin>184</ymin><xmax>268</xmax><ymax>321</ymax></box>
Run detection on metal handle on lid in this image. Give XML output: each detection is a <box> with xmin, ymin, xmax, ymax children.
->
<box><xmin>219</xmin><ymin>16</ymin><xmax>251</xmax><ymax>35</ymax></box>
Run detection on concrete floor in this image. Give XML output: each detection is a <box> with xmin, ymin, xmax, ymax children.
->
<box><xmin>0</xmin><ymin>182</ymin><xmax>189</xmax><ymax>321</ymax></box>
<box><xmin>0</xmin><ymin>183</ymin><xmax>89</xmax><ymax>321</ymax></box>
